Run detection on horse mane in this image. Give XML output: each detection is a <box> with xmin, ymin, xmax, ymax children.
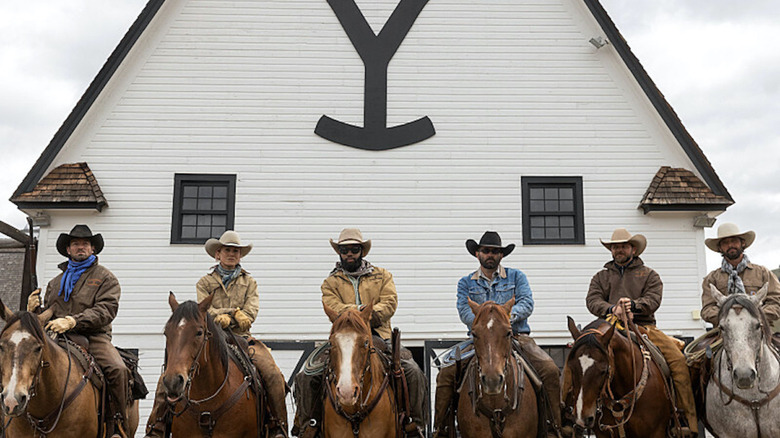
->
<box><xmin>166</xmin><ymin>301</ymin><xmax>229</xmax><ymax>369</ymax></box>
<box><xmin>719</xmin><ymin>293</ymin><xmax>773</xmax><ymax>341</ymax></box>
<box><xmin>1</xmin><ymin>311</ymin><xmax>47</xmax><ymax>344</ymax></box>
<box><xmin>330</xmin><ymin>308</ymin><xmax>369</xmax><ymax>336</ymax></box>
<box><xmin>472</xmin><ymin>301</ymin><xmax>510</xmax><ymax>327</ymax></box>
<box><xmin>569</xmin><ymin>318</ymin><xmax>610</xmax><ymax>357</ymax></box>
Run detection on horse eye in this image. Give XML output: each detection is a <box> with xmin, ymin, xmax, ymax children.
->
<box><xmin>33</xmin><ymin>345</ymin><xmax>42</xmax><ymax>354</ymax></box>
<box><xmin>196</xmin><ymin>329</ymin><xmax>204</xmax><ymax>337</ymax></box>
<box><xmin>754</xmin><ymin>323</ymin><xmax>762</xmax><ymax>331</ymax></box>
<box><xmin>364</xmin><ymin>340</ymin><xmax>370</xmax><ymax>348</ymax></box>
<box><xmin>506</xmin><ymin>330</ymin><xmax>512</xmax><ymax>337</ymax></box>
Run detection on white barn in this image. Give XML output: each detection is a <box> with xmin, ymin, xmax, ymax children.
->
<box><xmin>10</xmin><ymin>0</ymin><xmax>733</xmax><ymax>432</ymax></box>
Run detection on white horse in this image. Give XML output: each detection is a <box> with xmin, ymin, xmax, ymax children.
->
<box><xmin>706</xmin><ymin>283</ymin><xmax>780</xmax><ymax>438</ymax></box>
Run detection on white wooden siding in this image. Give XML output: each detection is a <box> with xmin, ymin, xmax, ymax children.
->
<box><xmin>31</xmin><ymin>0</ymin><xmax>719</xmax><ymax>432</ymax></box>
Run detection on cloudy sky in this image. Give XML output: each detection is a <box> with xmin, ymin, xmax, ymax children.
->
<box><xmin>1</xmin><ymin>1</ymin><xmax>778</xmax><ymax>270</ymax></box>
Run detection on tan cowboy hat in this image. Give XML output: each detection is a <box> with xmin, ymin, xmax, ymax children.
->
<box><xmin>205</xmin><ymin>230</ymin><xmax>253</xmax><ymax>258</ymax></box>
<box><xmin>56</xmin><ymin>224</ymin><xmax>104</xmax><ymax>257</ymax></box>
<box><xmin>329</xmin><ymin>228</ymin><xmax>371</xmax><ymax>256</ymax></box>
<box><xmin>600</xmin><ymin>228</ymin><xmax>647</xmax><ymax>256</ymax></box>
<box><xmin>705</xmin><ymin>223</ymin><xmax>755</xmax><ymax>252</ymax></box>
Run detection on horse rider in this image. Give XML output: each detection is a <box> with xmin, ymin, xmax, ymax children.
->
<box><xmin>145</xmin><ymin>230</ymin><xmax>288</xmax><ymax>438</ymax></box>
<box><xmin>701</xmin><ymin>223</ymin><xmax>780</xmax><ymax>328</ymax></box>
<box><xmin>291</xmin><ymin>228</ymin><xmax>427</xmax><ymax>438</ymax></box>
<box><xmin>433</xmin><ymin>231</ymin><xmax>562</xmax><ymax>438</ymax></box>
<box><xmin>583</xmin><ymin>228</ymin><xmax>698</xmax><ymax>437</ymax></box>
<box><xmin>26</xmin><ymin>225</ymin><xmax>131</xmax><ymax>438</ymax></box>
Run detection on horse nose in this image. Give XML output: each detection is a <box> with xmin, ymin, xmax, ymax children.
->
<box><xmin>1</xmin><ymin>391</ymin><xmax>25</xmax><ymax>415</ymax></box>
<box><xmin>336</xmin><ymin>384</ymin><xmax>359</xmax><ymax>405</ymax></box>
<box><xmin>163</xmin><ymin>373</ymin><xmax>187</xmax><ymax>395</ymax></box>
<box><xmin>733</xmin><ymin>367</ymin><xmax>757</xmax><ymax>389</ymax></box>
<box><xmin>584</xmin><ymin>415</ymin><xmax>596</xmax><ymax>429</ymax></box>
<box><xmin>480</xmin><ymin>373</ymin><xmax>505</xmax><ymax>394</ymax></box>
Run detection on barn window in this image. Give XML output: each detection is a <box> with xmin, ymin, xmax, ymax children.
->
<box><xmin>521</xmin><ymin>176</ymin><xmax>584</xmax><ymax>245</ymax></box>
<box><xmin>171</xmin><ymin>174</ymin><xmax>236</xmax><ymax>244</ymax></box>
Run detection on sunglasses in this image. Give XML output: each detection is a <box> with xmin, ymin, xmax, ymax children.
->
<box><xmin>479</xmin><ymin>247</ymin><xmax>503</xmax><ymax>255</ymax></box>
<box><xmin>339</xmin><ymin>246</ymin><xmax>362</xmax><ymax>255</ymax></box>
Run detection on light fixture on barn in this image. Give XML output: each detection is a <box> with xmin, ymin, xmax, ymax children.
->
<box><xmin>589</xmin><ymin>36</ymin><xmax>609</xmax><ymax>49</ymax></box>
<box><xmin>693</xmin><ymin>215</ymin><xmax>717</xmax><ymax>228</ymax></box>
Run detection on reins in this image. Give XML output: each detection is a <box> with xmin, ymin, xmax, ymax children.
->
<box><xmin>324</xmin><ymin>344</ymin><xmax>392</xmax><ymax>438</ymax></box>
<box><xmin>470</xmin><ymin>350</ymin><xmax>523</xmax><ymax>438</ymax></box>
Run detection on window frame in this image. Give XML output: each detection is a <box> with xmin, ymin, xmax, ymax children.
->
<box><xmin>171</xmin><ymin>174</ymin><xmax>236</xmax><ymax>244</ymax></box>
<box><xmin>521</xmin><ymin>176</ymin><xmax>584</xmax><ymax>245</ymax></box>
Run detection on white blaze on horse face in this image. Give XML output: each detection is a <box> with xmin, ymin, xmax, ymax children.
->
<box><xmin>334</xmin><ymin>332</ymin><xmax>358</xmax><ymax>403</ymax></box>
<box><xmin>2</xmin><ymin>331</ymin><xmax>32</xmax><ymax>409</ymax></box>
<box><xmin>487</xmin><ymin>317</ymin><xmax>495</xmax><ymax>330</ymax></box>
<box><xmin>575</xmin><ymin>354</ymin><xmax>596</xmax><ymax>422</ymax></box>
<box><xmin>177</xmin><ymin>318</ymin><xmax>188</xmax><ymax>329</ymax></box>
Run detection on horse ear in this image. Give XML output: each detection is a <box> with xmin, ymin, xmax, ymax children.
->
<box><xmin>37</xmin><ymin>307</ymin><xmax>54</xmax><ymax>326</ymax></box>
<box><xmin>168</xmin><ymin>292</ymin><xmax>179</xmax><ymax>311</ymax></box>
<box><xmin>751</xmin><ymin>282</ymin><xmax>769</xmax><ymax>306</ymax></box>
<box><xmin>198</xmin><ymin>293</ymin><xmax>215</xmax><ymax>313</ymax></box>
<box><xmin>602</xmin><ymin>321</ymin><xmax>616</xmax><ymax>345</ymax></box>
<box><xmin>323</xmin><ymin>303</ymin><xmax>340</xmax><ymax>323</ymax></box>
<box><xmin>360</xmin><ymin>302</ymin><xmax>374</xmax><ymax>322</ymax></box>
<box><xmin>468</xmin><ymin>298</ymin><xmax>480</xmax><ymax>315</ymax></box>
<box><xmin>501</xmin><ymin>298</ymin><xmax>515</xmax><ymax>316</ymax></box>
<box><xmin>709</xmin><ymin>283</ymin><xmax>727</xmax><ymax>307</ymax></box>
<box><xmin>567</xmin><ymin>316</ymin><xmax>581</xmax><ymax>339</ymax></box>
<box><xmin>0</xmin><ymin>299</ymin><xmax>13</xmax><ymax>321</ymax></box>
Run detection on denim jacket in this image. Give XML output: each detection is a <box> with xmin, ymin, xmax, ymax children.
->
<box><xmin>457</xmin><ymin>265</ymin><xmax>534</xmax><ymax>334</ymax></box>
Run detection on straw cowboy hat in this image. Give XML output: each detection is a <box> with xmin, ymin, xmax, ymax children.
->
<box><xmin>205</xmin><ymin>230</ymin><xmax>253</xmax><ymax>258</ymax></box>
<box><xmin>56</xmin><ymin>224</ymin><xmax>104</xmax><ymax>257</ymax></box>
<box><xmin>705</xmin><ymin>223</ymin><xmax>755</xmax><ymax>252</ymax></box>
<box><xmin>329</xmin><ymin>228</ymin><xmax>371</xmax><ymax>256</ymax></box>
<box><xmin>600</xmin><ymin>228</ymin><xmax>646</xmax><ymax>256</ymax></box>
<box><xmin>466</xmin><ymin>231</ymin><xmax>515</xmax><ymax>257</ymax></box>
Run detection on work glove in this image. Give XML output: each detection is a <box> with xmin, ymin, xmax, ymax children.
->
<box><xmin>370</xmin><ymin>311</ymin><xmax>382</xmax><ymax>329</ymax></box>
<box><xmin>234</xmin><ymin>308</ymin><xmax>253</xmax><ymax>332</ymax></box>
<box><xmin>27</xmin><ymin>289</ymin><xmax>41</xmax><ymax>312</ymax></box>
<box><xmin>509</xmin><ymin>313</ymin><xmax>519</xmax><ymax>326</ymax></box>
<box><xmin>214</xmin><ymin>313</ymin><xmax>232</xmax><ymax>329</ymax></box>
<box><xmin>45</xmin><ymin>316</ymin><xmax>76</xmax><ymax>334</ymax></box>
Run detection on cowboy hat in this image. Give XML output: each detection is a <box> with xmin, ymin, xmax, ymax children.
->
<box><xmin>466</xmin><ymin>231</ymin><xmax>515</xmax><ymax>257</ymax></box>
<box><xmin>205</xmin><ymin>230</ymin><xmax>253</xmax><ymax>258</ymax></box>
<box><xmin>705</xmin><ymin>223</ymin><xmax>755</xmax><ymax>252</ymax></box>
<box><xmin>600</xmin><ymin>228</ymin><xmax>646</xmax><ymax>256</ymax></box>
<box><xmin>56</xmin><ymin>224</ymin><xmax>104</xmax><ymax>257</ymax></box>
<box><xmin>329</xmin><ymin>228</ymin><xmax>371</xmax><ymax>256</ymax></box>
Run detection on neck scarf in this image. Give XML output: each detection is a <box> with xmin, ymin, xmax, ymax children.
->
<box><xmin>215</xmin><ymin>264</ymin><xmax>242</xmax><ymax>288</ymax></box>
<box><xmin>59</xmin><ymin>255</ymin><xmax>96</xmax><ymax>302</ymax></box>
<box><xmin>721</xmin><ymin>254</ymin><xmax>750</xmax><ymax>295</ymax></box>
<box><xmin>332</xmin><ymin>259</ymin><xmax>374</xmax><ymax>278</ymax></box>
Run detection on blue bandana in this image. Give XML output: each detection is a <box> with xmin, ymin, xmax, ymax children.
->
<box><xmin>59</xmin><ymin>255</ymin><xmax>96</xmax><ymax>302</ymax></box>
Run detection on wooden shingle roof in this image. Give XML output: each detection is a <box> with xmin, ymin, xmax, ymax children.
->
<box><xmin>640</xmin><ymin>166</ymin><xmax>733</xmax><ymax>213</ymax></box>
<box><xmin>11</xmin><ymin>162</ymin><xmax>107</xmax><ymax>211</ymax></box>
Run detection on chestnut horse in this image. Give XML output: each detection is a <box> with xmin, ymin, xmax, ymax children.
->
<box><xmin>322</xmin><ymin>302</ymin><xmax>397</xmax><ymax>438</ymax></box>
<box><xmin>0</xmin><ymin>300</ymin><xmax>139</xmax><ymax>438</ymax></box>
<box><xmin>456</xmin><ymin>298</ymin><xmax>538</xmax><ymax>438</ymax></box>
<box><xmin>563</xmin><ymin>317</ymin><xmax>672</xmax><ymax>438</ymax></box>
<box><xmin>161</xmin><ymin>292</ymin><xmax>261</xmax><ymax>437</ymax></box>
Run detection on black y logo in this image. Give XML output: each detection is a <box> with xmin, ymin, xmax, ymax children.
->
<box><xmin>315</xmin><ymin>0</ymin><xmax>435</xmax><ymax>150</ymax></box>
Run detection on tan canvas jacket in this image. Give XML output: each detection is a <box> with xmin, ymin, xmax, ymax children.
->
<box><xmin>701</xmin><ymin>262</ymin><xmax>780</xmax><ymax>326</ymax></box>
<box><xmin>196</xmin><ymin>269</ymin><xmax>259</xmax><ymax>337</ymax></box>
<box><xmin>586</xmin><ymin>257</ymin><xmax>663</xmax><ymax>326</ymax></box>
<box><xmin>43</xmin><ymin>258</ymin><xmax>121</xmax><ymax>337</ymax></box>
<box><xmin>321</xmin><ymin>266</ymin><xmax>398</xmax><ymax>340</ymax></box>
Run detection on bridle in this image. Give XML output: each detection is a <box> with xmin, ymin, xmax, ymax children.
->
<box><xmin>3</xmin><ymin>334</ymin><xmax>96</xmax><ymax>438</ymax></box>
<box><xmin>162</xmin><ymin>315</ymin><xmax>252</xmax><ymax>437</ymax></box>
<box><xmin>470</xmin><ymin>346</ymin><xmax>522</xmax><ymax>438</ymax></box>
<box><xmin>710</xmin><ymin>299</ymin><xmax>780</xmax><ymax>438</ymax></box>
<box><xmin>324</xmin><ymin>337</ymin><xmax>391</xmax><ymax>438</ymax></box>
<box><xmin>567</xmin><ymin>323</ymin><xmax>651</xmax><ymax>438</ymax></box>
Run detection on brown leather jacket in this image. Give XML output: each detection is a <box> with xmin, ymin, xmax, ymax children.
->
<box><xmin>701</xmin><ymin>261</ymin><xmax>780</xmax><ymax>326</ymax></box>
<box><xmin>43</xmin><ymin>258</ymin><xmax>121</xmax><ymax>337</ymax></box>
<box><xmin>586</xmin><ymin>257</ymin><xmax>662</xmax><ymax>326</ymax></box>
<box><xmin>321</xmin><ymin>265</ymin><xmax>398</xmax><ymax>340</ymax></box>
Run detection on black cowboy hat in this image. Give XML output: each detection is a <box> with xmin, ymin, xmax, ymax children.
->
<box><xmin>56</xmin><ymin>225</ymin><xmax>104</xmax><ymax>257</ymax></box>
<box><xmin>466</xmin><ymin>231</ymin><xmax>515</xmax><ymax>257</ymax></box>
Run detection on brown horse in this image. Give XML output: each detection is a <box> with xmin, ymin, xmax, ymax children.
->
<box><xmin>0</xmin><ymin>300</ymin><xmax>139</xmax><ymax>438</ymax></box>
<box><xmin>456</xmin><ymin>298</ymin><xmax>538</xmax><ymax>438</ymax></box>
<box><xmin>563</xmin><ymin>317</ymin><xmax>672</xmax><ymax>438</ymax></box>
<box><xmin>161</xmin><ymin>292</ymin><xmax>262</xmax><ymax>437</ymax></box>
<box><xmin>322</xmin><ymin>302</ymin><xmax>397</xmax><ymax>438</ymax></box>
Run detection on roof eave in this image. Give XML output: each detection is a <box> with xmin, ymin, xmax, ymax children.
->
<box><xmin>14</xmin><ymin>202</ymin><xmax>106</xmax><ymax>212</ymax></box>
